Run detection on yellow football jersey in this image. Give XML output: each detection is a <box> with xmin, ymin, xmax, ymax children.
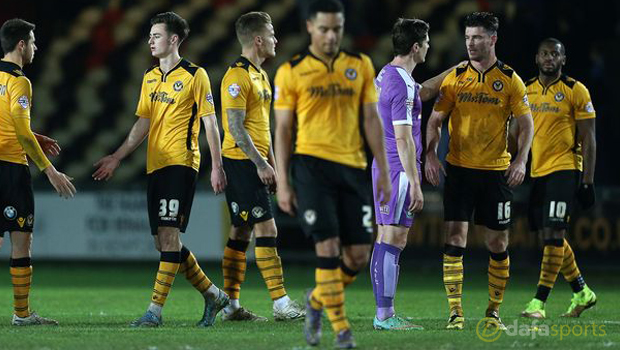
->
<box><xmin>0</xmin><ymin>60</ymin><xmax>50</xmax><ymax>169</ymax></box>
<box><xmin>136</xmin><ymin>58</ymin><xmax>215</xmax><ymax>174</ymax></box>
<box><xmin>274</xmin><ymin>49</ymin><xmax>378</xmax><ymax>169</ymax></box>
<box><xmin>526</xmin><ymin>75</ymin><xmax>595</xmax><ymax>177</ymax></box>
<box><xmin>221</xmin><ymin>57</ymin><xmax>271</xmax><ymax>160</ymax></box>
<box><xmin>434</xmin><ymin>61</ymin><xmax>531</xmax><ymax>171</ymax></box>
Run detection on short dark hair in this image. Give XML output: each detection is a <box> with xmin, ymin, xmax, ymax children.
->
<box><xmin>464</xmin><ymin>12</ymin><xmax>499</xmax><ymax>34</ymax></box>
<box><xmin>0</xmin><ymin>18</ymin><xmax>35</xmax><ymax>54</ymax></box>
<box><xmin>150</xmin><ymin>12</ymin><xmax>190</xmax><ymax>43</ymax></box>
<box><xmin>392</xmin><ymin>18</ymin><xmax>430</xmax><ymax>56</ymax></box>
<box><xmin>307</xmin><ymin>0</ymin><xmax>344</xmax><ymax>20</ymax></box>
<box><xmin>235</xmin><ymin>12</ymin><xmax>272</xmax><ymax>46</ymax></box>
<box><xmin>539</xmin><ymin>37</ymin><xmax>565</xmax><ymax>55</ymax></box>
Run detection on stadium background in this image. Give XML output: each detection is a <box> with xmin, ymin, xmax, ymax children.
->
<box><xmin>1</xmin><ymin>1</ymin><xmax>619</xmax><ymax>349</ymax></box>
<box><xmin>3</xmin><ymin>0</ymin><xmax>617</xmax><ymax>263</ymax></box>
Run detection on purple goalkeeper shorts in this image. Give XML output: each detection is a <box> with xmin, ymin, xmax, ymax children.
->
<box><xmin>371</xmin><ymin>167</ymin><xmax>418</xmax><ymax>227</ymax></box>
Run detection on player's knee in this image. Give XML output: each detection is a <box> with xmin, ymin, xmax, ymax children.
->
<box><xmin>253</xmin><ymin>219</ymin><xmax>277</xmax><ymax>238</ymax></box>
<box><xmin>343</xmin><ymin>245</ymin><xmax>371</xmax><ymax>270</ymax></box>
<box><xmin>485</xmin><ymin>232</ymin><xmax>509</xmax><ymax>253</ymax></box>
<box><xmin>315</xmin><ymin>236</ymin><xmax>340</xmax><ymax>257</ymax></box>
<box><xmin>230</xmin><ymin>225</ymin><xmax>252</xmax><ymax>241</ymax></box>
<box><xmin>157</xmin><ymin>227</ymin><xmax>181</xmax><ymax>251</ymax></box>
<box><xmin>542</xmin><ymin>228</ymin><xmax>565</xmax><ymax>241</ymax></box>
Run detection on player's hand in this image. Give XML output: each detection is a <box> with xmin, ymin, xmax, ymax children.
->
<box><xmin>407</xmin><ymin>183</ymin><xmax>424</xmax><ymax>214</ymax></box>
<box><xmin>577</xmin><ymin>183</ymin><xmax>596</xmax><ymax>210</ymax></box>
<box><xmin>505</xmin><ymin>159</ymin><xmax>526</xmax><ymax>187</ymax></box>
<box><xmin>277</xmin><ymin>183</ymin><xmax>297</xmax><ymax>216</ymax></box>
<box><xmin>34</xmin><ymin>133</ymin><xmax>61</xmax><ymax>157</ymax></box>
<box><xmin>44</xmin><ymin>165</ymin><xmax>76</xmax><ymax>198</ymax></box>
<box><xmin>376</xmin><ymin>169</ymin><xmax>393</xmax><ymax>206</ymax></box>
<box><xmin>257</xmin><ymin>162</ymin><xmax>277</xmax><ymax>188</ymax></box>
<box><xmin>92</xmin><ymin>155</ymin><xmax>120</xmax><ymax>181</ymax></box>
<box><xmin>211</xmin><ymin>165</ymin><xmax>227</xmax><ymax>195</ymax></box>
<box><xmin>425</xmin><ymin>152</ymin><xmax>446</xmax><ymax>187</ymax></box>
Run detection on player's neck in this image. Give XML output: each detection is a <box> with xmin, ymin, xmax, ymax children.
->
<box><xmin>2</xmin><ymin>53</ymin><xmax>24</xmax><ymax>68</ymax></box>
<box><xmin>470</xmin><ymin>53</ymin><xmax>497</xmax><ymax>73</ymax></box>
<box><xmin>308</xmin><ymin>45</ymin><xmax>337</xmax><ymax>66</ymax></box>
<box><xmin>538</xmin><ymin>71</ymin><xmax>561</xmax><ymax>87</ymax></box>
<box><xmin>241</xmin><ymin>48</ymin><xmax>264</xmax><ymax>70</ymax></box>
<box><xmin>159</xmin><ymin>52</ymin><xmax>182</xmax><ymax>74</ymax></box>
<box><xmin>390</xmin><ymin>55</ymin><xmax>416</xmax><ymax>75</ymax></box>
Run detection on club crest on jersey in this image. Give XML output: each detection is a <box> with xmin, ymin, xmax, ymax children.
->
<box><xmin>304</xmin><ymin>210</ymin><xmax>317</xmax><ymax>226</ymax></box>
<box><xmin>345</xmin><ymin>68</ymin><xmax>357</xmax><ymax>81</ymax></box>
<box><xmin>228</xmin><ymin>83</ymin><xmax>241</xmax><ymax>98</ymax></box>
<box><xmin>206</xmin><ymin>93</ymin><xmax>214</xmax><ymax>105</ymax></box>
<box><xmin>492</xmin><ymin>80</ymin><xmax>503</xmax><ymax>92</ymax></box>
<box><xmin>18</xmin><ymin>95</ymin><xmax>29</xmax><ymax>109</ymax></box>
<box><xmin>3</xmin><ymin>206</ymin><xmax>16</xmax><ymax>220</ymax></box>
<box><xmin>554</xmin><ymin>92</ymin><xmax>565</xmax><ymax>102</ymax></box>
<box><xmin>173</xmin><ymin>81</ymin><xmax>184</xmax><ymax>92</ymax></box>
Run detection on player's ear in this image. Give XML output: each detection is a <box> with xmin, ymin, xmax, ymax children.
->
<box><xmin>490</xmin><ymin>33</ymin><xmax>498</xmax><ymax>46</ymax></box>
<box><xmin>411</xmin><ymin>42</ymin><xmax>420</xmax><ymax>55</ymax></box>
<box><xmin>306</xmin><ymin>20</ymin><xmax>313</xmax><ymax>35</ymax></box>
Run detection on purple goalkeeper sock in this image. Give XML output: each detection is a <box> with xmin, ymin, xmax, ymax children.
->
<box><xmin>371</xmin><ymin>242</ymin><xmax>402</xmax><ymax>321</ymax></box>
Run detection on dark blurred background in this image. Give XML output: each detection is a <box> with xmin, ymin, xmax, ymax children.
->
<box><xmin>1</xmin><ymin>0</ymin><xmax>618</xmax><ymax>262</ymax></box>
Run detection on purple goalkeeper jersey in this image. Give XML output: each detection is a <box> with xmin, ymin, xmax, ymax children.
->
<box><xmin>372</xmin><ymin>64</ymin><xmax>423</xmax><ymax>172</ymax></box>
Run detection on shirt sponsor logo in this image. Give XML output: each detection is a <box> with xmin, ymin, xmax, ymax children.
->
<box><xmin>3</xmin><ymin>206</ymin><xmax>16</xmax><ymax>220</ymax></box>
<box><xmin>18</xmin><ymin>95</ymin><xmax>29</xmax><ymax>109</ymax></box>
<box><xmin>345</xmin><ymin>68</ymin><xmax>357</xmax><ymax>80</ymax></box>
<box><xmin>380</xmin><ymin>205</ymin><xmax>390</xmax><ymax>215</ymax></box>
<box><xmin>149</xmin><ymin>91</ymin><xmax>175</xmax><ymax>104</ymax></box>
<box><xmin>530</xmin><ymin>103</ymin><xmax>560</xmax><ymax>113</ymax></box>
<box><xmin>147</xmin><ymin>79</ymin><xmax>157</xmax><ymax>84</ymax></box>
<box><xmin>308</xmin><ymin>84</ymin><xmax>354</xmax><ymax>98</ymax></box>
<box><xmin>228</xmin><ymin>83</ymin><xmax>241</xmax><ymax>98</ymax></box>
<box><xmin>258</xmin><ymin>89</ymin><xmax>272</xmax><ymax>101</ymax></box>
<box><xmin>554</xmin><ymin>92</ymin><xmax>565</xmax><ymax>102</ymax></box>
<box><xmin>457</xmin><ymin>92</ymin><xmax>500</xmax><ymax>105</ymax></box>
<box><xmin>173</xmin><ymin>81</ymin><xmax>184</xmax><ymax>92</ymax></box>
<box><xmin>26</xmin><ymin>214</ymin><xmax>34</xmax><ymax>226</ymax></box>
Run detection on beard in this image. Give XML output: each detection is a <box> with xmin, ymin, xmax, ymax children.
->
<box><xmin>539</xmin><ymin>65</ymin><xmax>561</xmax><ymax>76</ymax></box>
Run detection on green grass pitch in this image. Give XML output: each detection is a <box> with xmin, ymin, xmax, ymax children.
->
<box><xmin>0</xmin><ymin>261</ymin><xmax>618</xmax><ymax>349</ymax></box>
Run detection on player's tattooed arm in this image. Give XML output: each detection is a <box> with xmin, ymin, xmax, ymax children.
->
<box><xmin>228</xmin><ymin>109</ymin><xmax>268</xmax><ymax>169</ymax></box>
